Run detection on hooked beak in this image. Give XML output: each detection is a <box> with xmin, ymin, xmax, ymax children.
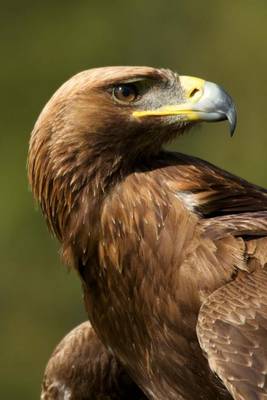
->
<box><xmin>132</xmin><ymin>76</ymin><xmax>237</xmax><ymax>136</ymax></box>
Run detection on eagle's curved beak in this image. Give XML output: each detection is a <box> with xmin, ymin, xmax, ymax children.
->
<box><xmin>133</xmin><ymin>76</ymin><xmax>237</xmax><ymax>136</ymax></box>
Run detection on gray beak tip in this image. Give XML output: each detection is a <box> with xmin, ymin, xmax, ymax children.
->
<box><xmin>192</xmin><ymin>81</ymin><xmax>237</xmax><ymax>137</ymax></box>
<box><xmin>227</xmin><ymin>105</ymin><xmax>237</xmax><ymax>137</ymax></box>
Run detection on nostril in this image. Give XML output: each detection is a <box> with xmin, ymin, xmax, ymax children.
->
<box><xmin>189</xmin><ymin>88</ymin><xmax>200</xmax><ymax>98</ymax></box>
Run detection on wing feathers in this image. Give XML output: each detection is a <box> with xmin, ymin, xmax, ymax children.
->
<box><xmin>197</xmin><ymin>268</ymin><xmax>267</xmax><ymax>400</ymax></box>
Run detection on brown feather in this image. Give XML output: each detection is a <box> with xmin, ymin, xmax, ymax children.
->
<box><xmin>197</xmin><ymin>265</ymin><xmax>267</xmax><ymax>400</ymax></box>
<box><xmin>41</xmin><ymin>322</ymin><xmax>147</xmax><ymax>400</ymax></box>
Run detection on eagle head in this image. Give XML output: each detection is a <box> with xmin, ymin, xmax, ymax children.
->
<box><xmin>28</xmin><ymin>66</ymin><xmax>236</xmax><ymax>243</ymax></box>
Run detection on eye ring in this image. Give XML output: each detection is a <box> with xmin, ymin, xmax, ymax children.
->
<box><xmin>112</xmin><ymin>84</ymin><xmax>138</xmax><ymax>104</ymax></box>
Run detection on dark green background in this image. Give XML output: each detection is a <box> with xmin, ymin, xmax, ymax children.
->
<box><xmin>2</xmin><ymin>1</ymin><xmax>267</xmax><ymax>398</ymax></box>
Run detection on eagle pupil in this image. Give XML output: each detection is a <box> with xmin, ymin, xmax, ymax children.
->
<box><xmin>122</xmin><ymin>86</ymin><xmax>131</xmax><ymax>97</ymax></box>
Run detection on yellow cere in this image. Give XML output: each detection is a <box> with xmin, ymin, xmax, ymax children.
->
<box><xmin>179</xmin><ymin>76</ymin><xmax>205</xmax><ymax>102</ymax></box>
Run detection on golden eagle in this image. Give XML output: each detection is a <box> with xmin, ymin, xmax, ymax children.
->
<box><xmin>29</xmin><ymin>67</ymin><xmax>267</xmax><ymax>400</ymax></box>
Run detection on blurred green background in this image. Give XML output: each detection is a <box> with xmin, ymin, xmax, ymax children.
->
<box><xmin>1</xmin><ymin>1</ymin><xmax>267</xmax><ymax>398</ymax></box>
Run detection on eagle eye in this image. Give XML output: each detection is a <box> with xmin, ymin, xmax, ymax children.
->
<box><xmin>112</xmin><ymin>84</ymin><xmax>138</xmax><ymax>104</ymax></box>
